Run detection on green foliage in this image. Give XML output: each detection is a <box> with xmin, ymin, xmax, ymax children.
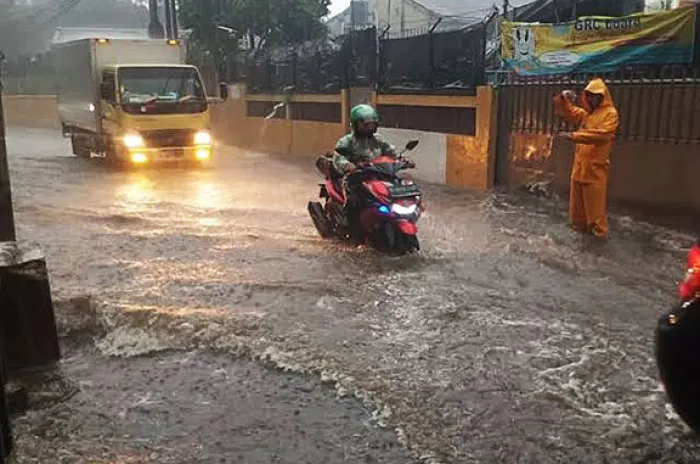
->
<box><xmin>179</xmin><ymin>0</ymin><xmax>330</xmax><ymax>59</ymax></box>
<box><xmin>0</xmin><ymin>0</ymin><xmax>149</xmax><ymax>58</ymax></box>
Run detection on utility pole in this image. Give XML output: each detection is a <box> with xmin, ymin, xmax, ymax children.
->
<box><xmin>503</xmin><ymin>0</ymin><xmax>510</xmax><ymax>19</ymax></box>
<box><xmin>171</xmin><ymin>0</ymin><xmax>179</xmax><ymax>40</ymax></box>
<box><xmin>147</xmin><ymin>0</ymin><xmax>165</xmax><ymax>39</ymax></box>
<box><xmin>350</xmin><ymin>0</ymin><xmax>356</xmax><ymax>31</ymax></box>
<box><xmin>163</xmin><ymin>0</ymin><xmax>180</xmax><ymax>40</ymax></box>
<box><xmin>0</xmin><ymin>67</ymin><xmax>16</xmax><ymax>243</ymax></box>
<box><xmin>164</xmin><ymin>0</ymin><xmax>173</xmax><ymax>39</ymax></box>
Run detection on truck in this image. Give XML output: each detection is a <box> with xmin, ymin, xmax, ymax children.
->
<box><xmin>52</xmin><ymin>37</ymin><xmax>227</xmax><ymax>166</ymax></box>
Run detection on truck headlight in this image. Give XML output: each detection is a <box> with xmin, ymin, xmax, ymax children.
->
<box><xmin>130</xmin><ymin>152</ymin><xmax>148</xmax><ymax>164</ymax></box>
<box><xmin>195</xmin><ymin>148</ymin><xmax>211</xmax><ymax>161</ymax></box>
<box><xmin>194</xmin><ymin>131</ymin><xmax>212</xmax><ymax>145</ymax></box>
<box><xmin>123</xmin><ymin>133</ymin><xmax>145</xmax><ymax>149</ymax></box>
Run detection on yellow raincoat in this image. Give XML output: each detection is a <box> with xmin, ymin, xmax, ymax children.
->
<box><xmin>554</xmin><ymin>78</ymin><xmax>619</xmax><ymax>239</ymax></box>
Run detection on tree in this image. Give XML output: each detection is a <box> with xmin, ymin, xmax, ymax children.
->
<box><xmin>178</xmin><ymin>0</ymin><xmax>330</xmax><ymax>61</ymax></box>
<box><xmin>0</xmin><ymin>0</ymin><xmax>149</xmax><ymax>58</ymax></box>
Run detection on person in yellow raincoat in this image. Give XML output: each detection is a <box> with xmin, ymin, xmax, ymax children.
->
<box><xmin>553</xmin><ymin>78</ymin><xmax>619</xmax><ymax>240</ymax></box>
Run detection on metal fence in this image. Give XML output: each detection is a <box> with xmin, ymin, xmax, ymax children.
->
<box><xmin>1</xmin><ymin>20</ymin><xmax>493</xmax><ymax>96</ymax></box>
<box><xmin>498</xmin><ymin>66</ymin><xmax>700</xmax><ymax>144</ymax></box>
<box><xmin>244</xmin><ymin>27</ymin><xmax>377</xmax><ymax>94</ymax></box>
<box><xmin>244</xmin><ymin>24</ymin><xmax>490</xmax><ymax>95</ymax></box>
<box><xmin>378</xmin><ymin>23</ymin><xmax>487</xmax><ymax>94</ymax></box>
<box><xmin>1</xmin><ymin>54</ymin><xmax>55</xmax><ymax>95</ymax></box>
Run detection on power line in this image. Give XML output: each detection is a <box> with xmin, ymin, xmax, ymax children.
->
<box><xmin>22</xmin><ymin>0</ymin><xmax>84</xmax><ymax>36</ymax></box>
<box><xmin>0</xmin><ymin>1</ymin><xmax>61</xmax><ymax>24</ymax></box>
<box><xmin>1</xmin><ymin>0</ymin><xmax>83</xmax><ymax>34</ymax></box>
<box><xmin>40</xmin><ymin>0</ymin><xmax>83</xmax><ymax>28</ymax></box>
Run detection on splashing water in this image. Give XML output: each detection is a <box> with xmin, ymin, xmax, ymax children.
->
<box><xmin>257</xmin><ymin>101</ymin><xmax>287</xmax><ymax>150</ymax></box>
<box><xmin>6</xmin><ymin>126</ymin><xmax>698</xmax><ymax>464</ymax></box>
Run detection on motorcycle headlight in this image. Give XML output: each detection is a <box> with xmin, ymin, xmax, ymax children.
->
<box><xmin>391</xmin><ymin>203</ymin><xmax>418</xmax><ymax>216</ymax></box>
<box><xmin>123</xmin><ymin>133</ymin><xmax>145</xmax><ymax>149</ymax></box>
<box><xmin>194</xmin><ymin>130</ymin><xmax>212</xmax><ymax>145</ymax></box>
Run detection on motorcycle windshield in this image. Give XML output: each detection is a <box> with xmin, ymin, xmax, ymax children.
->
<box><xmin>372</xmin><ymin>162</ymin><xmax>401</xmax><ymax>177</ymax></box>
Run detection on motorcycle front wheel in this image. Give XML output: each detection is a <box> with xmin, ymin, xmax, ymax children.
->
<box><xmin>379</xmin><ymin>223</ymin><xmax>419</xmax><ymax>255</ymax></box>
<box><xmin>308</xmin><ymin>201</ymin><xmax>333</xmax><ymax>239</ymax></box>
<box><xmin>393</xmin><ymin>232</ymin><xmax>420</xmax><ymax>255</ymax></box>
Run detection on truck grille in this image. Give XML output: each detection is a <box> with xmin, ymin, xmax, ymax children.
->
<box><xmin>143</xmin><ymin>130</ymin><xmax>195</xmax><ymax>148</ymax></box>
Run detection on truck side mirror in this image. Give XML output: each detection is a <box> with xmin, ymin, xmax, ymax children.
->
<box><xmin>219</xmin><ymin>83</ymin><xmax>229</xmax><ymax>100</ymax></box>
<box><xmin>100</xmin><ymin>82</ymin><xmax>111</xmax><ymax>101</ymax></box>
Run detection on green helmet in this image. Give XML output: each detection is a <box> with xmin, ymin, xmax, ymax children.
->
<box><xmin>349</xmin><ymin>104</ymin><xmax>379</xmax><ymax>125</ymax></box>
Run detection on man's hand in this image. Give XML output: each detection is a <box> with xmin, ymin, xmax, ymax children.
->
<box><xmin>344</xmin><ymin>162</ymin><xmax>357</xmax><ymax>174</ymax></box>
<box><xmin>403</xmin><ymin>158</ymin><xmax>416</xmax><ymax>169</ymax></box>
<box><xmin>561</xmin><ymin>90</ymin><xmax>577</xmax><ymax>104</ymax></box>
<box><xmin>558</xmin><ymin>132</ymin><xmax>574</xmax><ymax>141</ymax></box>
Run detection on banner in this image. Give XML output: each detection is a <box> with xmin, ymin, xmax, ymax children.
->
<box><xmin>501</xmin><ymin>7</ymin><xmax>697</xmax><ymax>76</ymax></box>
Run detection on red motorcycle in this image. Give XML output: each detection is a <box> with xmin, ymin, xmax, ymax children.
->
<box><xmin>308</xmin><ymin>140</ymin><xmax>423</xmax><ymax>254</ymax></box>
<box><xmin>656</xmin><ymin>241</ymin><xmax>700</xmax><ymax>431</ymax></box>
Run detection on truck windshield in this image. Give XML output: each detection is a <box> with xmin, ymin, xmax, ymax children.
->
<box><xmin>118</xmin><ymin>67</ymin><xmax>207</xmax><ymax>114</ymax></box>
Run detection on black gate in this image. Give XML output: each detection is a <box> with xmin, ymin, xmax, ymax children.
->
<box><xmin>494</xmin><ymin>79</ymin><xmax>574</xmax><ymax>185</ymax></box>
<box><xmin>494</xmin><ymin>84</ymin><xmax>514</xmax><ymax>186</ymax></box>
<box><xmin>494</xmin><ymin>67</ymin><xmax>700</xmax><ymax>186</ymax></box>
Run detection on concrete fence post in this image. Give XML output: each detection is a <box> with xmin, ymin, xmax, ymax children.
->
<box><xmin>0</xmin><ymin>244</ymin><xmax>61</xmax><ymax>372</ymax></box>
<box><xmin>341</xmin><ymin>88</ymin><xmax>350</xmax><ymax>132</ymax></box>
<box><xmin>0</xmin><ymin>87</ymin><xmax>16</xmax><ymax>242</ymax></box>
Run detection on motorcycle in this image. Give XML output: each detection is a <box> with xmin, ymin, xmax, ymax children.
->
<box><xmin>656</xmin><ymin>241</ymin><xmax>700</xmax><ymax>431</ymax></box>
<box><xmin>307</xmin><ymin>140</ymin><xmax>423</xmax><ymax>254</ymax></box>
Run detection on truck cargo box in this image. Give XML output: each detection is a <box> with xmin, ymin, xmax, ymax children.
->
<box><xmin>52</xmin><ymin>38</ymin><xmax>185</xmax><ymax>134</ymax></box>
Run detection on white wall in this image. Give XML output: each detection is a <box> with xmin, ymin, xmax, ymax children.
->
<box><xmin>374</xmin><ymin>0</ymin><xmax>437</xmax><ymax>37</ymax></box>
<box><xmin>645</xmin><ymin>0</ymin><xmax>681</xmax><ymax>10</ymax></box>
<box><xmin>326</xmin><ymin>11</ymin><xmax>350</xmax><ymax>36</ymax></box>
<box><xmin>381</xmin><ymin>128</ymin><xmax>446</xmax><ymax>185</ymax></box>
<box><xmin>327</xmin><ymin>1</ymin><xmax>377</xmax><ymax>37</ymax></box>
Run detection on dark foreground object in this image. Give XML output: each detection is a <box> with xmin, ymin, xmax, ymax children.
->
<box><xmin>0</xmin><ymin>243</ymin><xmax>60</xmax><ymax>371</ymax></box>
<box><xmin>0</xmin><ymin>354</ymin><xmax>11</xmax><ymax>461</ymax></box>
<box><xmin>657</xmin><ymin>299</ymin><xmax>700</xmax><ymax>431</ymax></box>
<box><xmin>0</xmin><ymin>387</ymin><xmax>9</xmax><ymax>461</ymax></box>
<box><xmin>0</xmin><ymin>275</ymin><xmax>11</xmax><ymax>461</ymax></box>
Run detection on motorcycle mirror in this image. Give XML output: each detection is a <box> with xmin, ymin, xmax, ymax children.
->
<box><xmin>405</xmin><ymin>140</ymin><xmax>419</xmax><ymax>151</ymax></box>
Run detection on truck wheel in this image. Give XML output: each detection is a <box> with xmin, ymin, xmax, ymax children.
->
<box><xmin>70</xmin><ymin>134</ymin><xmax>90</xmax><ymax>159</ymax></box>
<box><xmin>105</xmin><ymin>142</ymin><xmax>127</xmax><ymax>170</ymax></box>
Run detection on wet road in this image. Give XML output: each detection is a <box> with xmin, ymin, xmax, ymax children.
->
<box><xmin>6</xmin><ymin>126</ymin><xmax>700</xmax><ymax>463</ymax></box>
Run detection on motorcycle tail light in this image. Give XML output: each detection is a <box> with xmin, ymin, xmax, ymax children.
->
<box><xmin>679</xmin><ymin>243</ymin><xmax>700</xmax><ymax>302</ymax></box>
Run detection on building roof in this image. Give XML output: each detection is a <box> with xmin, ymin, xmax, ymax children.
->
<box><xmin>416</xmin><ymin>0</ymin><xmax>532</xmax><ymax>18</ymax></box>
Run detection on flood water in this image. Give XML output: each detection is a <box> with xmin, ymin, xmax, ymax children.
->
<box><xmin>6</xmin><ymin>126</ymin><xmax>699</xmax><ymax>463</ymax></box>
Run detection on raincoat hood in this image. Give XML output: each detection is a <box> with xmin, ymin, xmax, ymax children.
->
<box><xmin>583</xmin><ymin>78</ymin><xmax>614</xmax><ymax>109</ymax></box>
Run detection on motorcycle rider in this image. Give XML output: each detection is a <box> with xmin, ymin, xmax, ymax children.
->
<box><xmin>333</xmin><ymin>104</ymin><xmax>413</xmax><ymax>241</ymax></box>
